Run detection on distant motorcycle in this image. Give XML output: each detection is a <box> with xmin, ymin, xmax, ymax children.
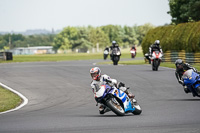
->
<box><xmin>182</xmin><ymin>69</ymin><xmax>200</xmax><ymax>97</ymax></box>
<box><xmin>94</xmin><ymin>82</ymin><xmax>142</xmax><ymax>116</ymax></box>
<box><xmin>130</xmin><ymin>49</ymin><xmax>136</xmax><ymax>58</ymax></box>
<box><xmin>103</xmin><ymin>49</ymin><xmax>109</xmax><ymax>60</ymax></box>
<box><xmin>111</xmin><ymin>47</ymin><xmax>121</xmax><ymax>65</ymax></box>
<box><xmin>150</xmin><ymin>51</ymin><xmax>163</xmax><ymax>71</ymax></box>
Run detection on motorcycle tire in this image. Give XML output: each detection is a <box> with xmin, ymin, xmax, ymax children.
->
<box><xmin>106</xmin><ymin>98</ymin><xmax>125</xmax><ymax>116</ymax></box>
<box><xmin>132</xmin><ymin>99</ymin><xmax>142</xmax><ymax>115</ymax></box>
<box><xmin>113</xmin><ymin>56</ymin><xmax>119</xmax><ymax>65</ymax></box>
<box><xmin>152</xmin><ymin>63</ymin><xmax>156</xmax><ymax>71</ymax></box>
<box><xmin>155</xmin><ymin>60</ymin><xmax>159</xmax><ymax>71</ymax></box>
<box><xmin>104</xmin><ymin>54</ymin><xmax>108</xmax><ymax>60</ymax></box>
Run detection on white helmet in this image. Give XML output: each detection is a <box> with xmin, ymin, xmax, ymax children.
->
<box><xmin>154</xmin><ymin>40</ymin><xmax>160</xmax><ymax>46</ymax></box>
<box><xmin>90</xmin><ymin>67</ymin><xmax>101</xmax><ymax>80</ymax></box>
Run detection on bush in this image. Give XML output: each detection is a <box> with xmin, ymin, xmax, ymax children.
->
<box><xmin>141</xmin><ymin>21</ymin><xmax>200</xmax><ymax>55</ymax></box>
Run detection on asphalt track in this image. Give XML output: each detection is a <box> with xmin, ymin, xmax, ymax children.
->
<box><xmin>0</xmin><ymin>59</ymin><xmax>200</xmax><ymax>133</ymax></box>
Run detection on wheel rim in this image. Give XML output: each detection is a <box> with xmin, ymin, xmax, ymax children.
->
<box><xmin>111</xmin><ymin>99</ymin><xmax>124</xmax><ymax>113</ymax></box>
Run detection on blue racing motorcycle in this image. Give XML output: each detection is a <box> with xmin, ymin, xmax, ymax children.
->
<box><xmin>182</xmin><ymin>69</ymin><xmax>200</xmax><ymax>97</ymax></box>
<box><xmin>94</xmin><ymin>83</ymin><xmax>142</xmax><ymax>116</ymax></box>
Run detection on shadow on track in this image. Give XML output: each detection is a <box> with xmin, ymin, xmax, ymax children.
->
<box><xmin>73</xmin><ymin>114</ymin><xmax>135</xmax><ymax>118</ymax></box>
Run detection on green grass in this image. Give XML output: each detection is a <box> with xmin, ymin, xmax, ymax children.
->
<box><xmin>0</xmin><ymin>86</ymin><xmax>22</xmax><ymax>112</ymax></box>
<box><xmin>0</xmin><ymin>51</ymin><xmax>144</xmax><ymax>63</ymax></box>
<box><xmin>110</xmin><ymin>60</ymin><xmax>200</xmax><ymax>71</ymax></box>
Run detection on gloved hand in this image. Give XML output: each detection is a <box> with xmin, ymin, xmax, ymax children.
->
<box><xmin>117</xmin><ymin>82</ymin><xmax>125</xmax><ymax>88</ymax></box>
<box><xmin>178</xmin><ymin>80</ymin><xmax>184</xmax><ymax>85</ymax></box>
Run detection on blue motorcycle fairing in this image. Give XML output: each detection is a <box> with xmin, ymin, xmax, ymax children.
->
<box><xmin>101</xmin><ymin>85</ymin><xmax>135</xmax><ymax>113</ymax></box>
<box><xmin>195</xmin><ymin>83</ymin><xmax>200</xmax><ymax>88</ymax></box>
<box><xmin>183</xmin><ymin>70</ymin><xmax>200</xmax><ymax>97</ymax></box>
<box><xmin>183</xmin><ymin>71</ymin><xmax>199</xmax><ymax>85</ymax></box>
<box><xmin>113</xmin><ymin>88</ymin><xmax>135</xmax><ymax>113</ymax></box>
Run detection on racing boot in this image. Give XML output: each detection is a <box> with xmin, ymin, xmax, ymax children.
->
<box><xmin>99</xmin><ymin>104</ymin><xmax>110</xmax><ymax>114</ymax></box>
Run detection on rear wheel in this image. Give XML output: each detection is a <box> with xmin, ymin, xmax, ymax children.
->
<box><xmin>106</xmin><ymin>98</ymin><xmax>125</xmax><ymax>116</ymax></box>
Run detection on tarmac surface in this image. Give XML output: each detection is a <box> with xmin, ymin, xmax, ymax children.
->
<box><xmin>0</xmin><ymin>59</ymin><xmax>200</xmax><ymax>133</ymax></box>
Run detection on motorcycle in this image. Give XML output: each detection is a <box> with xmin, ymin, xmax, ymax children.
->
<box><xmin>182</xmin><ymin>69</ymin><xmax>200</xmax><ymax>97</ymax></box>
<box><xmin>130</xmin><ymin>49</ymin><xmax>136</xmax><ymax>58</ymax></box>
<box><xmin>103</xmin><ymin>49</ymin><xmax>109</xmax><ymax>60</ymax></box>
<box><xmin>150</xmin><ymin>51</ymin><xmax>163</xmax><ymax>71</ymax></box>
<box><xmin>94</xmin><ymin>82</ymin><xmax>142</xmax><ymax>116</ymax></box>
<box><xmin>111</xmin><ymin>47</ymin><xmax>121</xmax><ymax>65</ymax></box>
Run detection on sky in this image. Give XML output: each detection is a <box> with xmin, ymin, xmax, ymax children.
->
<box><xmin>0</xmin><ymin>0</ymin><xmax>171</xmax><ymax>32</ymax></box>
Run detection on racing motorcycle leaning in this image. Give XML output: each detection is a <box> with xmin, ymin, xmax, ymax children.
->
<box><xmin>130</xmin><ymin>49</ymin><xmax>136</xmax><ymax>58</ymax></box>
<box><xmin>111</xmin><ymin>47</ymin><xmax>121</xmax><ymax>65</ymax></box>
<box><xmin>182</xmin><ymin>69</ymin><xmax>200</xmax><ymax>97</ymax></box>
<box><xmin>94</xmin><ymin>80</ymin><xmax>142</xmax><ymax>116</ymax></box>
<box><xmin>150</xmin><ymin>51</ymin><xmax>163</xmax><ymax>71</ymax></box>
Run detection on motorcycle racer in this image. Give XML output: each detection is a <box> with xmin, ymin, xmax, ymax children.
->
<box><xmin>90</xmin><ymin>67</ymin><xmax>134</xmax><ymax>114</ymax></box>
<box><xmin>175</xmin><ymin>59</ymin><xmax>200</xmax><ymax>94</ymax></box>
<box><xmin>149</xmin><ymin>40</ymin><xmax>163</xmax><ymax>56</ymax></box>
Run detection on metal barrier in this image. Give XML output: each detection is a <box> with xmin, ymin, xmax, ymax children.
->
<box><xmin>162</xmin><ymin>50</ymin><xmax>200</xmax><ymax>64</ymax></box>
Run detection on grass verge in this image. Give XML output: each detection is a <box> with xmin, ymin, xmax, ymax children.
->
<box><xmin>0</xmin><ymin>52</ymin><xmax>144</xmax><ymax>63</ymax></box>
<box><xmin>100</xmin><ymin>59</ymin><xmax>200</xmax><ymax>71</ymax></box>
<box><xmin>0</xmin><ymin>86</ymin><xmax>22</xmax><ymax>113</ymax></box>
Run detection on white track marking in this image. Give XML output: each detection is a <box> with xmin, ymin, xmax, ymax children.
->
<box><xmin>0</xmin><ymin>82</ymin><xmax>28</xmax><ymax>114</ymax></box>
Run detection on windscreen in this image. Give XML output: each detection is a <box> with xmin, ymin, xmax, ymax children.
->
<box><xmin>182</xmin><ymin>69</ymin><xmax>193</xmax><ymax>79</ymax></box>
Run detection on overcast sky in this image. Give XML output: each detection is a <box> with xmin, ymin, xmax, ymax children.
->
<box><xmin>0</xmin><ymin>0</ymin><xmax>171</xmax><ymax>32</ymax></box>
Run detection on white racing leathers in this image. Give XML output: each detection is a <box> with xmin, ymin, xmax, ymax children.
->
<box><xmin>91</xmin><ymin>74</ymin><xmax>127</xmax><ymax>96</ymax></box>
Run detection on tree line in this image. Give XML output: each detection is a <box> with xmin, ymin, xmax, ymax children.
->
<box><xmin>0</xmin><ymin>34</ymin><xmax>55</xmax><ymax>51</ymax></box>
<box><xmin>0</xmin><ymin>24</ymin><xmax>154</xmax><ymax>52</ymax></box>
<box><xmin>52</xmin><ymin>24</ymin><xmax>154</xmax><ymax>53</ymax></box>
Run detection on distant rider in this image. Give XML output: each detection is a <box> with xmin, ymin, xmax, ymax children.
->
<box><xmin>110</xmin><ymin>40</ymin><xmax>121</xmax><ymax>59</ymax></box>
<box><xmin>145</xmin><ymin>40</ymin><xmax>163</xmax><ymax>64</ymax></box>
<box><xmin>131</xmin><ymin>45</ymin><xmax>137</xmax><ymax>56</ymax></box>
<box><xmin>149</xmin><ymin>40</ymin><xmax>163</xmax><ymax>56</ymax></box>
<box><xmin>175</xmin><ymin>59</ymin><xmax>200</xmax><ymax>93</ymax></box>
<box><xmin>90</xmin><ymin>67</ymin><xmax>134</xmax><ymax>114</ymax></box>
<box><xmin>104</xmin><ymin>46</ymin><xmax>109</xmax><ymax>52</ymax></box>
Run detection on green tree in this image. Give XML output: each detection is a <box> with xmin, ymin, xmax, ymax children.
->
<box><xmin>101</xmin><ymin>25</ymin><xmax>123</xmax><ymax>44</ymax></box>
<box><xmin>122</xmin><ymin>26</ymin><xmax>138</xmax><ymax>47</ymax></box>
<box><xmin>135</xmin><ymin>23</ymin><xmax>155</xmax><ymax>45</ymax></box>
<box><xmin>53</xmin><ymin>34</ymin><xmax>71</xmax><ymax>53</ymax></box>
<box><xmin>168</xmin><ymin>0</ymin><xmax>200</xmax><ymax>24</ymax></box>
<box><xmin>88</xmin><ymin>27</ymin><xmax>110</xmax><ymax>49</ymax></box>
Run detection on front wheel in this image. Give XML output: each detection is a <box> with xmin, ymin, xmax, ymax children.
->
<box><xmin>106</xmin><ymin>98</ymin><xmax>125</xmax><ymax>116</ymax></box>
<box><xmin>113</xmin><ymin>56</ymin><xmax>119</xmax><ymax>65</ymax></box>
<box><xmin>132</xmin><ymin>99</ymin><xmax>142</xmax><ymax>115</ymax></box>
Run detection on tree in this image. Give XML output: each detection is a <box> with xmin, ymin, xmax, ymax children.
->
<box><xmin>101</xmin><ymin>25</ymin><xmax>123</xmax><ymax>44</ymax></box>
<box><xmin>122</xmin><ymin>26</ymin><xmax>138</xmax><ymax>47</ymax></box>
<box><xmin>135</xmin><ymin>23</ymin><xmax>155</xmax><ymax>45</ymax></box>
<box><xmin>53</xmin><ymin>34</ymin><xmax>71</xmax><ymax>53</ymax></box>
<box><xmin>168</xmin><ymin>0</ymin><xmax>200</xmax><ymax>24</ymax></box>
<box><xmin>88</xmin><ymin>27</ymin><xmax>110</xmax><ymax>49</ymax></box>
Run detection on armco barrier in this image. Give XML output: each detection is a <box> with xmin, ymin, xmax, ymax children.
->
<box><xmin>162</xmin><ymin>50</ymin><xmax>200</xmax><ymax>64</ymax></box>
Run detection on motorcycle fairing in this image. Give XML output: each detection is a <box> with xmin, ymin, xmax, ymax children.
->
<box><xmin>183</xmin><ymin>69</ymin><xmax>200</xmax><ymax>97</ymax></box>
<box><xmin>183</xmin><ymin>70</ymin><xmax>198</xmax><ymax>85</ymax></box>
<box><xmin>112</xmin><ymin>88</ymin><xmax>135</xmax><ymax>112</ymax></box>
